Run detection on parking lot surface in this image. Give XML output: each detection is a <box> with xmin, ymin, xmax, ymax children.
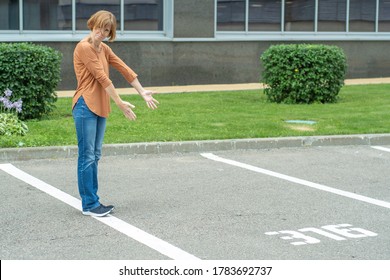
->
<box><xmin>1</xmin><ymin>144</ymin><xmax>390</xmax><ymax>260</ymax></box>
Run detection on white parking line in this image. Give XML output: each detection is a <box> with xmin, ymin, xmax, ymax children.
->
<box><xmin>201</xmin><ymin>153</ymin><xmax>390</xmax><ymax>210</ymax></box>
<box><xmin>0</xmin><ymin>163</ymin><xmax>200</xmax><ymax>260</ymax></box>
<box><xmin>371</xmin><ymin>146</ymin><xmax>390</xmax><ymax>153</ymax></box>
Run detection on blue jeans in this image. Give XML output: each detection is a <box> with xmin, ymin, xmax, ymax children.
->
<box><xmin>72</xmin><ymin>96</ymin><xmax>106</xmax><ymax>211</ymax></box>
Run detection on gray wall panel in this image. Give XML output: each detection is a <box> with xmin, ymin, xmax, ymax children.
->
<box><xmin>174</xmin><ymin>0</ymin><xmax>214</xmax><ymax>38</ymax></box>
<box><xmin>44</xmin><ymin>41</ymin><xmax>390</xmax><ymax>91</ymax></box>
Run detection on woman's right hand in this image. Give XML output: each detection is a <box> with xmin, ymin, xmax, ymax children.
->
<box><xmin>118</xmin><ymin>100</ymin><xmax>137</xmax><ymax>120</ymax></box>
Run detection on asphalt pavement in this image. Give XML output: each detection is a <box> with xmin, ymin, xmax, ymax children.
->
<box><xmin>1</xmin><ymin>142</ymin><xmax>390</xmax><ymax>260</ymax></box>
<box><xmin>1</xmin><ymin>78</ymin><xmax>390</xmax><ymax>266</ymax></box>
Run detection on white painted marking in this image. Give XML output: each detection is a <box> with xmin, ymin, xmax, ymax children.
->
<box><xmin>291</xmin><ymin>242</ymin><xmax>307</xmax><ymax>246</ymax></box>
<box><xmin>322</xmin><ymin>224</ymin><xmax>378</xmax><ymax>238</ymax></box>
<box><xmin>264</xmin><ymin>231</ymin><xmax>279</xmax><ymax>236</ymax></box>
<box><xmin>265</xmin><ymin>224</ymin><xmax>377</xmax><ymax>246</ymax></box>
<box><xmin>372</xmin><ymin>146</ymin><xmax>390</xmax><ymax>153</ymax></box>
<box><xmin>0</xmin><ymin>164</ymin><xmax>80</xmax><ymax>208</ymax></box>
<box><xmin>299</xmin><ymin>227</ymin><xmax>346</xmax><ymax>241</ymax></box>
<box><xmin>201</xmin><ymin>153</ymin><xmax>390</xmax><ymax>209</ymax></box>
<box><xmin>0</xmin><ymin>163</ymin><xmax>199</xmax><ymax>260</ymax></box>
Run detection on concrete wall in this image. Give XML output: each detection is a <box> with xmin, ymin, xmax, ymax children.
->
<box><xmin>47</xmin><ymin>40</ymin><xmax>390</xmax><ymax>91</ymax></box>
<box><xmin>174</xmin><ymin>0</ymin><xmax>214</xmax><ymax>38</ymax></box>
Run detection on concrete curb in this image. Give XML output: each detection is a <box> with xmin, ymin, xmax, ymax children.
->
<box><xmin>1</xmin><ymin>133</ymin><xmax>390</xmax><ymax>162</ymax></box>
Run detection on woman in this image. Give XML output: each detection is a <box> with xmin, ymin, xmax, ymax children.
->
<box><xmin>72</xmin><ymin>10</ymin><xmax>159</xmax><ymax>217</ymax></box>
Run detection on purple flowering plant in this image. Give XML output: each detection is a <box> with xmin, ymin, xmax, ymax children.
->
<box><xmin>0</xmin><ymin>88</ymin><xmax>23</xmax><ymax>113</ymax></box>
<box><xmin>0</xmin><ymin>89</ymin><xmax>28</xmax><ymax>136</ymax></box>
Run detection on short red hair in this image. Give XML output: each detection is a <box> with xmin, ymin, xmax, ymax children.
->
<box><xmin>87</xmin><ymin>10</ymin><xmax>117</xmax><ymax>42</ymax></box>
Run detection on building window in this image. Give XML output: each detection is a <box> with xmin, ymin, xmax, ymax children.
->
<box><xmin>318</xmin><ymin>0</ymin><xmax>346</xmax><ymax>32</ymax></box>
<box><xmin>0</xmin><ymin>0</ymin><xmax>20</xmax><ymax>30</ymax></box>
<box><xmin>22</xmin><ymin>0</ymin><xmax>71</xmax><ymax>31</ymax></box>
<box><xmin>349</xmin><ymin>0</ymin><xmax>376</xmax><ymax>32</ymax></box>
<box><xmin>0</xmin><ymin>0</ymin><xmax>169</xmax><ymax>41</ymax></box>
<box><xmin>379</xmin><ymin>0</ymin><xmax>390</xmax><ymax>32</ymax></box>
<box><xmin>249</xmin><ymin>0</ymin><xmax>281</xmax><ymax>31</ymax></box>
<box><xmin>74</xmin><ymin>0</ymin><xmax>121</xmax><ymax>31</ymax></box>
<box><xmin>123</xmin><ymin>0</ymin><xmax>164</xmax><ymax>31</ymax></box>
<box><xmin>217</xmin><ymin>0</ymin><xmax>246</xmax><ymax>31</ymax></box>
<box><xmin>285</xmin><ymin>0</ymin><xmax>315</xmax><ymax>31</ymax></box>
<box><xmin>216</xmin><ymin>0</ymin><xmax>390</xmax><ymax>35</ymax></box>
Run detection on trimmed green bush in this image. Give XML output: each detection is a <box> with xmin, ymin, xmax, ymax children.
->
<box><xmin>0</xmin><ymin>43</ymin><xmax>62</xmax><ymax>119</ymax></box>
<box><xmin>260</xmin><ymin>44</ymin><xmax>347</xmax><ymax>104</ymax></box>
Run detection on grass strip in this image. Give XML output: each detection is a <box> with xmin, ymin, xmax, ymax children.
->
<box><xmin>1</xmin><ymin>84</ymin><xmax>390</xmax><ymax>148</ymax></box>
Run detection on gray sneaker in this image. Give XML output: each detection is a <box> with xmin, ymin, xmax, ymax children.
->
<box><xmin>82</xmin><ymin>204</ymin><xmax>114</xmax><ymax>217</ymax></box>
<box><xmin>101</xmin><ymin>204</ymin><xmax>115</xmax><ymax>213</ymax></box>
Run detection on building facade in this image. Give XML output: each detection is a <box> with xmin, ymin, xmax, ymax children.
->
<box><xmin>1</xmin><ymin>0</ymin><xmax>389</xmax><ymax>90</ymax></box>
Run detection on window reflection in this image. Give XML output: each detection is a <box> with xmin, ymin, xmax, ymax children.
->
<box><xmin>0</xmin><ymin>0</ymin><xmax>163</xmax><ymax>31</ymax></box>
<box><xmin>284</xmin><ymin>0</ymin><xmax>315</xmax><ymax>32</ymax></box>
<box><xmin>217</xmin><ymin>0</ymin><xmax>246</xmax><ymax>31</ymax></box>
<box><xmin>318</xmin><ymin>0</ymin><xmax>346</xmax><ymax>32</ymax></box>
<box><xmin>123</xmin><ymin>0</ymin><xmax>164</xmax><ymax>31</ymax></box>
<box><xmin>0</xmin><ymin>0</ymin><xmax>19</xmax><ymax>30</ymax></box>
<box><xmin>216</xmin><ymin>0</ymin><xmax>387</xmax><ymax>33</ymax></box>
<box><xmin>23</xmin><ymin>0</ymin><xmax>72</xmax><ymax>30</ymax></box>
<box><xmin>379</xmin><ymin>0</ymin><xmax>390</xmax><ymax>31</ymax></box>
<box><xmin>75</xmin><ymin>0</ymin><xmax>120</xmax><ymax>30</ymax></box>
<box><xmin>249</xmin><ymin>0</ymin><xmax>281</xmax><ymax>31</ymax></box>
<box><xmin>349</xmin><ymin>0</ymin><xmax>375</xmax><ymax>32</ymax></box>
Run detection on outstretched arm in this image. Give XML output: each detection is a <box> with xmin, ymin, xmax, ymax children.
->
<box><xmin>105</xmin><ymin>83</ymin><xmax>137</xmax><ymax>120</ymax></box>
<box><xmin>107</xmin><ymin>47</ymin><xmax>159</xmax><ymax>110</ymax></box>
<box><xmin>130</xmin><ymin>78</ymin><xmax>159</xmax><ymax>110</ymax></box>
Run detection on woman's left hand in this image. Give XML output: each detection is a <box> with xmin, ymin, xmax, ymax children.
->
<box><xmin>141</xmin><ymin>90</ymin><xmax>159</xmax><ymax>110</ymax></box>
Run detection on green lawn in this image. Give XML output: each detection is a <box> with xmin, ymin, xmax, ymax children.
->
<box><xmin>1</xmin><ymin>84</ymin><xmax>390</xmax><ymax>148</ymax></box>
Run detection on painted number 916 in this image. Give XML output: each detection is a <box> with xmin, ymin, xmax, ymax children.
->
<box><xmin>265</xmin><ymin>223</ymin><xmax>377</xmax><ymax>246</ymax></box>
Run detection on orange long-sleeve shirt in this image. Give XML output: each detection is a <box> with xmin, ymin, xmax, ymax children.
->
<box><xmin>72</xmin><ymin>40</ymin><xmax>138</xmax><ymax>117</ymax></box>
